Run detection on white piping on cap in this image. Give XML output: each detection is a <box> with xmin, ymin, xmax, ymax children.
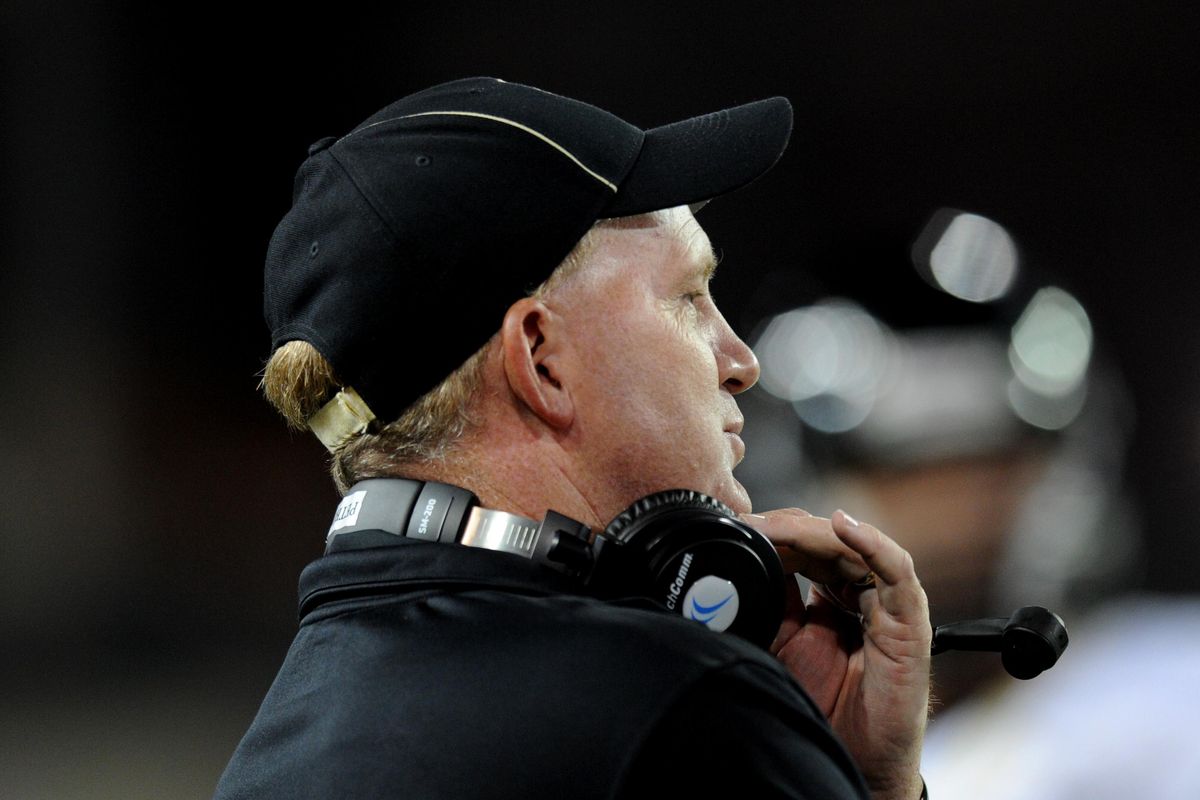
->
<box><xmin>393</xmin><ymin>110</ymin><xmax>619</xmax><ymax>193</ymax></box>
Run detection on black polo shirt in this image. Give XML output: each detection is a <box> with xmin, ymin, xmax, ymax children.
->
<box><xmin>213</xmin><ymin>538</ymin><xmax>869</xmax><ymax>799</ymax></box>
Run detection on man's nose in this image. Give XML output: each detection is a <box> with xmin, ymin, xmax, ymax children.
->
<box><xmin>718</xmin><ymin>325</ymin><xmax>761</xmax><ymax>395</ymax></box>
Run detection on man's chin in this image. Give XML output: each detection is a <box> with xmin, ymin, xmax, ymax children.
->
<box><xmin>716</xmin><ymin>478</ymin><xmax>753</xmax><ymax>516</ymax></box>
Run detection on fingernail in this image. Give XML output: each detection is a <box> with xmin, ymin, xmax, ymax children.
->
<box><xmin>838</xmin><ymin>510</ymin><xmax>860</xmax><ymax>528</ymax></box>
<box><xmin>743</xmin><ymin>513</ymin><xmax>766</xmax><ymax>522</ymax></box>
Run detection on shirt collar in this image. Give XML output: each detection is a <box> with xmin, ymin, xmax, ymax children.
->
<box><xmin>298</xmin><ymin>537</ymin><xmax>580</xmax><ymax>621</ymax></box>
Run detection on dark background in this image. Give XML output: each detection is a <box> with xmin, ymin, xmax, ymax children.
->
<box><xmin>3</xmin><ymin>3</ymin><xmax>1197</xmax><ymax>797</ymax></box>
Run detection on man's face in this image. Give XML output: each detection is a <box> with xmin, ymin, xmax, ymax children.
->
<box><xmin>552</xmin><ymin>206</ymin><xmax>760</xmax><ymax>519</ymax></box>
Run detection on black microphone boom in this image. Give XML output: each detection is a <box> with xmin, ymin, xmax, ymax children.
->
<box><xmin>931</xmin><ymin>606</ymin><xmax>1069</xmax><ymax>679</ymax></box>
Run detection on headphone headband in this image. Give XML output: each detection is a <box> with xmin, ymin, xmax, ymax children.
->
<box><xmin>322</xmin><ymin>478</ymin><xmax>784</xmax><ymax>648</ymax></box>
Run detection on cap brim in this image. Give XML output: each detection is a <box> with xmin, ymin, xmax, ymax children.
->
<box><xmin>605</xmin><ymin>96</ymin><xmax>793</xmax><ymax>217</ymax></box>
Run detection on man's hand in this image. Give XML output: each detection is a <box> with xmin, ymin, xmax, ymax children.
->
<box><xmin>742</xmin><ymin>509</ymin><xmax>931</xmax><ymax>800</ymax></box>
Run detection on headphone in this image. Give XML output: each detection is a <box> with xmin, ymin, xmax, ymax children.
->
<box><xmin>323</xmin><ymin>478</ymin><xmax>787</xmax><ymax>649</ymax></box>
<box><xmin>322</xmin><ymin>478</ymin><xmax>1071</xmax><ymax>673</ymax></box>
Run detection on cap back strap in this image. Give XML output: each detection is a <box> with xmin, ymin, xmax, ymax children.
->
<box><xmin>308</xmin><ymin>387</ymin><xmax>377</xmax><ymax>452</ymax></box>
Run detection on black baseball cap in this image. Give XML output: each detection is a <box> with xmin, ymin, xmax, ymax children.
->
<box><xmin>265</xmin><ymin>77</ymin><xmax>792</xmax><ymax>424</ymax></box>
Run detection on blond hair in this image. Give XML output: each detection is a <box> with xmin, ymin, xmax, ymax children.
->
<box><xmin>261</xmin><ymin>220</ymin><xmax>605</xmax><ymax>494</ymax></box>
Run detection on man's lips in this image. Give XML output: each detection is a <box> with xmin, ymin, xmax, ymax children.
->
<box><xmin>726</xmin><ymin>430</ymin><xmax>746</xmax><ymax>465</ymax></box>
<box><xmin>725</xmin><ymin>410</ymin><xmax>746</xmax><ymax>464</ymax></box>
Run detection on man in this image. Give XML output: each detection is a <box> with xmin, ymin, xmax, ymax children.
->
<box><xmin>216</xmin><ymin>77</ymin><xmax>930</xmax><ymax>799</ymax></box>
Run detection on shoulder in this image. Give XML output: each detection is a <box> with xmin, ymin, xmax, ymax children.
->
<box><xmin>475</xmin><ymin>586</ymin><xmax>787</xmax><ymax>681</ymax></box>
<box><xmin>525</xmin><ymin>596</ymin><xmax>869</xmax><ymax>798</ymax></box>
<box><xmin>421</xmin><ymin>586</ymin><xmax>827</xmax><ymax>731</ymax></box>
<box><xmin>483</xmin><ymin>592</ymin><xmax>867</xmax><ymax>796</ymax></box>
<box><xmin>613</xmin><ymin>655</ymin><xmax>870</xmax><ymax>799</ymax></box>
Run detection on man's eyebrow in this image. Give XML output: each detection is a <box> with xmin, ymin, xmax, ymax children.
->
<box><xmin>700</xmin><ymin>247</ymin><xmax>721</xmax><ymax>282</ymax></box>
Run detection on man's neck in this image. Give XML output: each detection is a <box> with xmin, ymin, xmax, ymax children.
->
<box><xmin>399</xmin><ymin>424</ymin><xmax>604</xmax><ymax>533</ymax></box>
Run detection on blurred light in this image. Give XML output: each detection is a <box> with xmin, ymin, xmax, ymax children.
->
<box><xmin>1005</xmin><ymin>287</ymin><xmax>1093</xmax><ymax>430</ymax></box>
<box><xmin>1008</xmin><ymin>287</ymin><xmax>1093</xmax><ymax>397</ymax></box>
<box><xmin>852</xmin><ymin>332</ymin><xmax>1023</xmax><ymax>460</ymax></box>
<box><xmin>754</xmin><ymin>299</ymin><xmax>891</xmax><ymax>432</ymax></box>
<box><xmin>792</xmin><ymin>392</ymin><xmax>876</xmax><ymax>434</ymax></box>
<box><xmin>914</xmin><ymin>210</ymin><xmax>1018</xmax><ymax>303</ymax></box>
<box><xmin>1008</xmin><ymin>375</ymin><xmax>1088</xmax><ymax>430</ymax></box>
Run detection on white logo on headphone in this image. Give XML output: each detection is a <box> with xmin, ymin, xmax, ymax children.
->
<box><xmin>682</xmin><ymin>575</ymin><xmax>740</xmax><ymax>632</ymax></box>
<box><xmin>327</xmin><ymin>490</ymin><xmax>367</xmax><ymax>541</ymax></box>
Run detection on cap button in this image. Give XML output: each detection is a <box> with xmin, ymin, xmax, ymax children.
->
<box><xmin>307</xmin><ymin>136</ymin><xmax>338</xmax><ymax>156</ymax></box>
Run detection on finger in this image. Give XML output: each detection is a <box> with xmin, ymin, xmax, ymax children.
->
<box><xmin>805</xmin><ymin>583</ymin><xmax>864</xmax><ymax>651</ymax></box>
<box><xmin>811</xmin><ymin>578</ymin><xmax>868</xmax><ymax>617</ymax></box>
<box><xmin>830</xmin><ymin>510</ymin><xmax>928</xmax><ymax>627</ymax></box>
<box><xmin>742</xmin><ymin>509</ymin><xmax>869</xmax><ymax>585</ymax></box>
<box><xmin>830</xmin><ymin>510</ymin><xmax>910</xmax><ymax>585</ymax></box>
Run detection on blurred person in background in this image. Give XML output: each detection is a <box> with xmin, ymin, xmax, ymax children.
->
<box><xmin>214</xmin><ymin>78</ymin><xmax>933</xmax><ymax>799</ymax></box>
<box><xmin>744</xmin><ymin>301</ymin><xmax>1200</xmax><ymax>799</ymax></box>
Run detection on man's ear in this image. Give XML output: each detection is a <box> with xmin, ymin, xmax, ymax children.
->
<box><xmin>500</xmin><ymin>297</ymin><xmax>574</xmax><ymax>430</ymax></box>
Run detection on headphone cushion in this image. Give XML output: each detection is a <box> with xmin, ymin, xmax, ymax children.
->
<box><xmin>603</xmin><ymin>489</ymin><xmax>736</xmax><ymax>542</ymax></box>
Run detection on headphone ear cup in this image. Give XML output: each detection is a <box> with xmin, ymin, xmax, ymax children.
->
<box><xmin>595</xmin><ymin>490</ymin><xmax>785</xmax><ymax>649</ymax></box>
<box><xmin>603</xmin><ymin>489</ymin><xmax>737</xmax><ymax>541</ymax></box>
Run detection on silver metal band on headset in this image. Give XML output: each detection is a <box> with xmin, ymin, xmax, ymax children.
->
<box><xmin>459</xmin><ymin>508</ymin><xmax>543</xmax><ymax>558</ymax></box>
<box><xmin>324</xmin><ymin>479</ymin><xmax>595</xmax><ymax>580</ymax></box>
<box><xmin>325</xmin><ymin>477</ymin><xmax>543</xmax><ymax>558</ymax></box>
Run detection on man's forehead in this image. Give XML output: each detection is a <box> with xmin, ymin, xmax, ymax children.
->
<box><xmin>558</xmin><ymin>206</ymin><xmax>718</xmax><ymax>296</ymax></box>
<box><xmin>614</xmin><ymin>206</ymin><xmax>716</xmax><ymax>270</ymax></box>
